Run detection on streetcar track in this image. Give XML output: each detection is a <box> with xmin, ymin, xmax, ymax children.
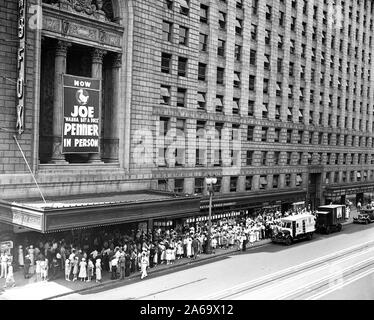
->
<box><xmin>125</xmin><ymin>278</ymin><xmax>207</xmax><ymax>300</ymax></box>
<box><xmin>206</xmin><ymin>240</ymin><xmax>374</xmax><ymax>300</ymax></box>
<box><xmin>275</xmin><ymin>257</ymin><xmax>374</xmax><ymax>300</ymax></box>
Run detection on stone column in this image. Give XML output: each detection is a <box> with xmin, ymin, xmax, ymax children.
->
<box><xmin>104</xmin><ymin>53</ymin><xmax>121</xmax><ymax>163</ymax></box>
<box><xmin>89</xmin><ymin>48</ymin><xmax>107</xmax><ymax>163</ymax></box>
<box><xmin>51</xmin><ymin>40</ymin><xmax>71</xmax><ymax>164</ymax></box>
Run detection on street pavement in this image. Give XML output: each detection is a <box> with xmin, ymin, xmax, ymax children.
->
<box><xmin>53</xmin><ymin>219</ymin><xmax>374</xmax><ymax>300</ymax></box>
<box><xmin>0</xmin><ymin>210</ymin><xmax>360</xmax><ymax>300</ymax></box>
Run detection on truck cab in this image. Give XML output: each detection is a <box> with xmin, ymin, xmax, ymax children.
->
<box><xmin>315</xmin><ymin>205</ymin><xmax>347</xmax><ymax>234</ymax></box>
<box><xmin>272</xmin><ymin>214</ymin><xmax>316</xmax><ymax>246</ymax></box>
<box><xmin>353</xmin><ymin>207</ymin><xmax>374</xmax><ymax>224</ymax></box>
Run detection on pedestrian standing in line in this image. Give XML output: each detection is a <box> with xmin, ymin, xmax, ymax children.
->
<box><xmin>24</xmin><ymin>255</ymin><xmax>31</xmax><ymax>279</ymax></box>
<box><xmin>95</xmin><ymin>258</ymin><xmax>102</xmax><ymax>283</ymax></box>
<box><xmin>18</xmin><ymin>245</ymin><xmax>24</xmax><ymax>269</ymax></box>
<box><xmin>40</xmin><ymin>258</ymin><xmax>48</xmax><ymax>281</ymax></box>
<box><xmin>140</xmin><ymin>252</ymin><xmax>149</xmax><ymax>280</ymax></box>
<box><xmin>192</xmin><ymin>237</ymin><xmax>199</xmax><ymax>260</ymax></box>
<box><xmin>0</xmin><ymin>252</ymin><xmax>8</xmax><ymax>278</ymax></box>
<box><xmin>72</xmin><ymin>257</ymin><xmax>79</xmax><ymax>282</ymax></box>
<box><xmin>78</xmin><ymin>257</ymin><xmax>87</xmax><ymax>282</ymax></box>
<box><xmin>87</xmin><ymin>259</ymin><xmax>94</xmax><ymax>282</ymax></box>
<box><xmin>65</xmin><ymin>258</ymin><xmax>71</xmax><ymax>281</ymax></box>
<box><xmin>35</xmin><ymin>257</ymin><xmax>42</xmax><ymax>282</ymax></box>
<box><xmin>241</xmin><ymin>233</ymin><xmax>247</xmax><ymax>252</ymax></box>
<box><xmin>111</xmin><ymin>256</ymin><xmax>118</xmax><ymax>280</ymax></box>
<box><xmin>118</xmin><ymin>253</ymin><xmax>126</xmax><ymax>280</ymax></box>
<box><xmin>3</xmin><ymin>262</ymin><xmax>15</xmax><ymax>288</ymax></box>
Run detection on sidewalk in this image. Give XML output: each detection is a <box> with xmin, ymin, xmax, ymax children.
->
<box><xmin>0</xmin><ymin>239</ymin><xmax>272</xmax><ymax>300</ymax></box>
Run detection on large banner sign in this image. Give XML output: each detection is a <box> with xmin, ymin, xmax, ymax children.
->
<box><xmin>62</xmin><ymin>75</ymin><xmax>101</xmax><ymax>154</ymax></box>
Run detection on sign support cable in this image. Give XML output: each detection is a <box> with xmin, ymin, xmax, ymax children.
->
<box><xmin>13</xmin><ymin>135</ymin><xmax>47</xmax><ymax>205</ymax></box>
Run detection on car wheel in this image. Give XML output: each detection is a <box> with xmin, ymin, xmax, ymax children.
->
<box><xmin>285</xmin><ymin>238</ymin><xmax>292</xmax><ymax>246</ymax></box>
<box><xmin>307</xmin><ymin>233</ymin><xmax>313</xmax><ymax>240</ymax></box>
<box><xmin>325</xmin><ymin>226</ymin><xmax>330</xmax><ymax>235</ymax></box>
<box><xmin>337</xmin><ymin>224</ymin><xmax>342</xmax><ymax>232</ymax></box>
<box><xmin>366</xmin><ymin>219</ymin><xmax>369</xmax><ymax>225</ymax></box>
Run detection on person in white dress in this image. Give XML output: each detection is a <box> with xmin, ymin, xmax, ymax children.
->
<box><xmin>18</xmin><ymin>245</ymin><xmax>24</xmax><ymax>268</ymax></box>
<box><xmin>176</xmin><ymin>240</ymin><xmax>183</xmax><ymax>259</ymax></box>
<box><xmin>0</xmin><ymin>252</ymin><xmax>8</xmax><ymax>278</ymax></box>
<box><xmin>140</xmin><ymin>253</ymin><xmax>149</xmax><ymax>279</ymax></box>
<box><xmin>35</xmin><ymin>259</ymin><xmax>42</xmax><ymax>282</ymax></box>
<box><xmin>186</xmin><ymin>236</ymin><xmax>192</xmax><ymax>258</ymax></box>
<box><xmin>95</xmin><ymin>258</ymin><xmax>102</xmax><ymax>283</ymax></box>
<box><xmin>3</xmin><ymin>262</ymin><xmax>15</xmax><ymax>288</ymax></box>
<box><xmin>65</xmin><ymin>258</ymin><xmax>71</xmax><ymax>281</ymax></box>
<box><xmin>78</xmin><ymin>257</ymin><xmax>87</xmax><ymax>281</ymax></box>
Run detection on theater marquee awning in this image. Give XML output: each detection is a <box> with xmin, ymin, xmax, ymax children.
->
<box><xmin>0</xmin><ymin>191</ymin><xmax>201</xmax><ymax>233</ymax></box>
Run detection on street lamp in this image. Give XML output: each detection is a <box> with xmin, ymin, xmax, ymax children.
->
<box><xmin>205</xmin><ymin>176</ymin><xmax>217</xmax><ymax>254</ymax></box>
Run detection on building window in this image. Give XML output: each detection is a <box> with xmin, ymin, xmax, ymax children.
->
<box><xmin>199</xmin><ymin>33</ymin><xmax>208</xmax><ymax>51</ymax></box>
<box><xmin>218</xmin><ymin>39</ymin><xmax>225</xmax><ymax>57</ymax></box>
<box><xmin>177</xmin><ymin>88</ymin><xmax>186</xmax><ymax>107</ymax></box>
<box><xmin>200</xmin><ymin>4</ymin><xmax>208</xmax><ymax>24</ymax></box>
<box><xmin>230</xmin><ymin>177</ymin><xmax>238</xmax><ymax>192</ymax></box>
<box><xmin>219</xmin><ymin>11</ymin><xmax>226</xmax><ymax>29</ymax></box>
<box><xmin>179</xmin><ymin>26</ymin><xmax>188</xmax><ymax>46</ymax></box>
<box><xmin>160</xmin><ymin>85</ymin><xmax>171</xmax><ymax>105</ymax></box>
<box><xmin>250</xmin><ymin>49</ymin><xmax>256</xmax><ymax>65</ymax></box>
<box><xmin>261</xmin><ymin>127</ymin><xmax>268</xmax><ymax>142</ymax></box>
<box><xmin>213</xmin><ymin>177</ymin><xmax>222</xmax><ymax>193</ymax></box>
<box><xmin>285</xmin><ymin>174</ymin><xmax>291</xmax><ymax>187</ymax></box>
<box><xmin>235</xmin><ymin>44</ymin><xmax>242</xmax><ymax>61</ymax></box>
<box><xmin>248</xmin><ymin>100</ymin><xmax>254</xmax><ymax>117</ymax></box>
<box><xmin>247</xmin><ymin>126</ymin><xmax>254</xmax><ymax>141</ymax></box>
<box><xmin>178</xmin><ymin>57</ymin><xmax>188</xmax><ymax>77</ymax></box>
<box><xmin>259</xmin><ymin>176</ymin><xmax>268</xmax><ymax>190</ymax></box>
<box><xmin>234</xmin><ymin>72</ymin><xmax>241</xmax><ymax>88</ymax></box>
<box><xmin>246</xmin><ymin>151</ymin><xmax>253</xmax><ymax>166</ymax></box>
<box><xmin>215</xmin><ymin>95</ymin><xmax>223</xmax><ymax>113</ymax></box>
<box><xmin>233</xmin><ymin>98</ymin><xmax>240</xmax><ymax>115</ymax></box>
<box><xmin>161</xmin><ymin>52</ymin><xmax>172</xmax><ymax>74</ymax></box>
<box><xmin>162</xmin><ymin>21</ymin><xmax>173</xmax><ymax>42</ymax></box>
<box><xmin>164</xmin><ymin>0</ymin><xmax>173</xmax><ymax>10</ymax></box>
<box><xmin>251</xmin><ymin>24</ymin><xmax>257</xmax><ymax>40</ymax></box>
<box><xmin>273</xmin><ymin>175</ymin><xmax>279</xmax><ymax>188</ymax></box>
<box><xmin>245</xmin><ymin>176</ymin><xmax>252</xmax><ymax>191</ymax></box>
<box><xmin>217</xmin><ymin>67</ymin><xmax>224</xmax><ymax>85</ymax></box>
<box><xmin>197</xmin><ymin>92</ymin><xmax>206</xmax><ymax>110</ymax></box>
<box><xmin>179</xmin><ymin>0</ymin><xmax>189</xmax><ymax>16</ymax></box>
<box><xmin>198</xmin><ymin>63</ymin><xmax>207</xmax><ymax>81</ymax></box>
<box><xmin>194</xmin><ymin>178</ymin><xmax>204</xmax><ymax>194</ymax></box>
<box><xmin>296</xmin><ymin>174</ymin><xmax>303</xmax><ymax>187</ymax></box>
<box><xmin>235</xmin><ymin>18</ymin><xmax>242</xmax><ymax>35</ymax></box>
<box><xmin>249</xmin><ymin>75</ymin><xmax>255</xmax><ymax>91</ymax></box>
<box><xmin>158</xmin><ymin>117</ymin><xmax>170</xmax><ymax>166</ymax></box>
<box><xmin>174</xmin><ymin>179</ymin><xmax>184</xmax><ymax>193</ymax></box>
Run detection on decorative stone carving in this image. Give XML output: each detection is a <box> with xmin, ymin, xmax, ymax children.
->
<box><xmin>91</xmin><ymin>48</ymin><xmax>107</xmax><ymax>65</ymax></box>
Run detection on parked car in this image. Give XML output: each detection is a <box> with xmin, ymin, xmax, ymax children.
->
<box><xmin>353</xmin><ymin>208</ymin><xmax>374</xmax><ymax>224</ymax></box>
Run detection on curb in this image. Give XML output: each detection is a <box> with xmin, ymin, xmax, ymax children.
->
<box><xmin>45</xmin><ymin>240</ymin><xmax>272</xmax><ymax>300</ymax></box>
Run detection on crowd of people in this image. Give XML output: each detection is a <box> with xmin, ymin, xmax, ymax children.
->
<box><xmin>0</xmin><ymin>206</ymin><xmax>320</xmax><ymax>287</ymax></box>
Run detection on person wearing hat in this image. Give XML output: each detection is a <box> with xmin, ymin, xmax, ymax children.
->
<box><xmin>118</xmin><ymin>253</ymin><xmax>126</xmax><ymax>280</ymax></box>
<box><xmin>72</xmin><ymin>257</ymin><xmax>79</xmax><ymax>282</ymax></box>
<box><xmin>87</xmin><ymin>258</ymin><xmax>94</xmax><ymax>282</ymax></box>
<box><xmin>95</xmin><ymin>258</ymin><xmax>102</xmax><ymax>283</ymax></box>
<box><xmin>18</xmin><ymin>245</ymin><xmax>24</xmax><ymax>268</ymax></box>
<box><xmin>40</xmin><ymin>258</ymin><xmax>48</xmax><ymax>281</ymax></box>
<box><xmin>65</xmin><ymin>258</ymin><xmax>71</xmax><ymax>281</ymax></box>
<box><xmin>78</xmin><ymin>257</ymin><xmax>87</xmax><ymax>282</ymax></box>
<box><xmin>24</xmin><ymin>254</ymin><xmax>31</xmax><ymax>279</ymax></box>
<box><xmin>140</xmin><ymin>252</ymin><xmax>149</xmax><ymax>280</ymax></box>
<box><xmin>3</xmin><ymin>262</ymin><xmax>15</xmax><ymax>288</ymax></box>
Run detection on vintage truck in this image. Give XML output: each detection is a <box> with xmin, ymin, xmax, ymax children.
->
<box><xmin>315</xmin><ymin>205</ymin><xmax>347</xmax><ymax>234</ymax></box>
<box><xmin>272</xmin><ymin>213</ymin><xmax>316</xmax><ymax>246</ymax></box>
<box><xmin>353</xmin><ymin>207</ymin><xmax>374</xmax><ymax>224</ymax></box>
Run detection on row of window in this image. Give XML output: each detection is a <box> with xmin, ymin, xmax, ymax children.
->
<box><xmin>159</xmin><ymin>172</ymin><xmax>303</xmax><ymax>194</ymax></box>
<box><xmin>159</xmin><ymin>169</ymin><xmax>374</xmax><ymax>194</ymax></box>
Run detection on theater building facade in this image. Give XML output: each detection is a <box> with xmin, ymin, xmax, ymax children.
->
<box><xmin>1</xmin><ymin>0</ymin><xmax>374</xmax><ymax>243</ymax></box>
